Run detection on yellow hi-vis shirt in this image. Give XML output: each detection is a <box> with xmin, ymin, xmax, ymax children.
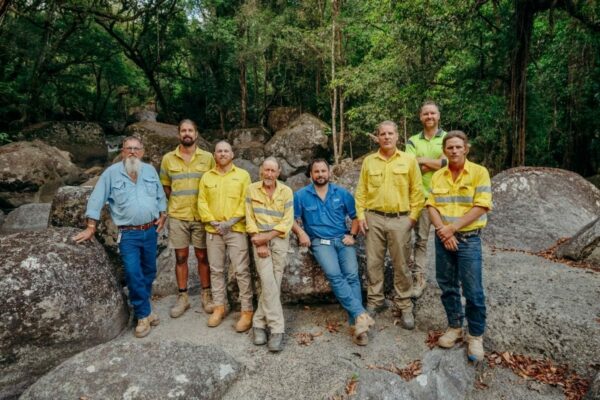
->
<box><xmin>160</xmin><ymin>146</ymin><xmax>215</xmax><ymax>221</ymax></box>
<box><xmin>245</xmin><ymin>180</ymin><xmax>294</xmax><ymax>238</ymax></box>
<box><xmin>355</xmin><ymin>149</ymin><xmax>425</xmax><ymax>221</ymax></box>
<box><xmin>425</xmin><ymin>159</ymin><xmax>493</xmax><ymax>232</ymax></box>
<box><xmin>197</xmin><ymin>165</ymin><xmax>251</xmax><ymax>233</ymax></box>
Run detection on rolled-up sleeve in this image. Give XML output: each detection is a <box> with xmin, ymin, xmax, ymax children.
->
<box><xmin>85</xmin><ymin>173</ymin><xmax>110</xmax><ymax>220</ymax></box>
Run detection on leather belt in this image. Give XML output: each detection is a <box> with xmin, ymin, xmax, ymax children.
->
<box><xmin>367</xmin><ymin>209</ymin><xmax>408</xmax><ymax>218</ymax></box>
<box><xmin>118</xmin><ymin>220</ymin><xmax>156</xmax><ymax>231</ymax></box>
<box><xmin>455</xmin><ymin>229</ymin><xmax>481</xmax><ymax>239</ymax></box>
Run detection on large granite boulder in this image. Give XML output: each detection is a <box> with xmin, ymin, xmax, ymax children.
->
<box><xmin>0</xmin><ymin>227</ymin><xmax>128</xmax><ymax>398</ymax></box>
<box><xmin>19</xmin><ymin>121</ymin><xmax>107</xmax><ymax>168</ymax></box>
<box><xmin>556</xmin><ymin>217</ymin><xmax>600</xmax><ymax>267</ymax></box>
<box><xmin>484</xmin><ymin>167</ymin><xmax>600</xmax><ymax>252</ymax></box>
<box><xmin>233</xmin><ymin>141</ymin><xmax>265</xmax><ymax>166</ymax></box>
<box><xmin>267</xmin><ymin>107</ymin><xmax>300</xmax><ymax>133</ymax></box>
<box><xmin>123</xmin><ymin>121</ymin><xmax>212</xmax><ymax>169</ymax></box>
<box><xmin>20</xmin><ymin>341</ymin><xmax>241</xmax><ymax>400</ymax></box>
<box><xmin>585</xmin><ymin>372</ymin><xmax>600</xmax><ymax>400</ymax></box>
<box><xmin>0</xmin><ymin>140</ymin><xmax>86</xmax><ymax>208</ymax></box>
<box><xmin>233</xmin><ymin>159</ymin><xmax>260</xmax><ymax>182</ymax></box>
<box><xmin>0</xmin><ymin>203</ymin><xmax>51</xmax><ymax>234</ymax></box>
<box><xmin>264</xmin><ymin>113</ymin><xmax>329</xmax><ymax>176</ymax></box>
<box><xmin>228</xmin><ymin>127</ymin><xmax>269</xmax><ymax>146</ymax></box>
<box><xmin>285</xmin><ymin>172</ymin><xmax>311</xmax><ymax>193</ymax></box>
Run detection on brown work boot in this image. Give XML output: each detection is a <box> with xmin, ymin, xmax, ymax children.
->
<box><xmin>235</xmin><ymin>311</ymin><xmax>254</xmax><ymax>332</ymax></box>
<box><xmin>438</xmin><ymin>327</ymin><xmax>464</xmax><ymax>348</ymax></box>
<box><xmin>466</xmin><ymin>333</ymin><xmax>484</xmax><ymax>362</ymax></box>
<box><xmin>207</xmin><ymin>305</ymin><xmax>227</xmax><ymax>327</ymax></box>
<box><xmin>134</xmin><ymin>317</ymin><xmax>151</xmax><ymax>338</ymax></box>
<box><xmin>170</xmin><ymin>292</ymin><xmax>190</xmax><ymax>318</ymax></box>
<box><xmin>412</xmin><ymin>272</ymin><xmax>427</xmax><ymax>298</ymax></box>
<box><xmin>350</xmin><ymin>327</ymin><xmax>369</xmax><ymax>346</ymax></box>
<box><xmin>201</xmin><ymin>288</ymin><xmax>216</xmax><ymax>314</ymax></box>
<box><xmin>354</xmin><ymin>312</ymin><xmax>375</xmax><ymax>336</ymax></box>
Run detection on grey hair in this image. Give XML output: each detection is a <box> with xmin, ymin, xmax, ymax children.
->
<box><xmin>376</xmin><ymin>120</ymin><xmax>398</xmax><ymax>134</ymax></box>
<box><xmin>122</xmin><ymin>136</ymin><xmax>143</xmax><ymax>148</ymax></box>
<box><xmin>262</xmin><ymin>156</ymin><xmax>281</xmax><ymax>170</ymax></box>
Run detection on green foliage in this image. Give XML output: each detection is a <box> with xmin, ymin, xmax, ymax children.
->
<box><xmin>0</xmin><ymin>0</ymin><xmax>598</xmax><ymax>175</ymax></box>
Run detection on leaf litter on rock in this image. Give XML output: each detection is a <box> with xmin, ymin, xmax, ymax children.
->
<box><xmin>367</xmin><ymin>360</ymin><xmax>422</xmax><ymax>381</ymax></box>
<box><xmin>294</xmin><ymin>330</ymin><xmax>323</xmax><ymax>346</ymax></box>
<box><xmin>486</xmin><ymin>351</ymin><xmax>590</xmax><ymax>400</ymax></box>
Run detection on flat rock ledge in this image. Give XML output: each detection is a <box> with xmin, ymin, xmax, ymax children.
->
<box><xmin>20</xmin><ymin>340</ymin><xmax>242</xmax><ymax>400</ymax></box>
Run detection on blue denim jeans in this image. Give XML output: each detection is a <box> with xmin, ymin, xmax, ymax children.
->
<box><xmin>118</xmin><ymin>226</ymin><xmax>158</xmax><ymax>319</ymax></box>
<box><xmin>311</xmin><ymin>237</ymin><xmax>366</xmax><ymax>325</ymax></box>
<box><xmin>435</xmin><ymin>235</ymin><xmax>486</xmax><ymax>336</ymax></box>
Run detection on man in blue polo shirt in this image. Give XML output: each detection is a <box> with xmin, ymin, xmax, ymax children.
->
<box><xmin>292</xmin><ymin>159</ymin><xmax>374</xmax><ymax>345</ymax></box>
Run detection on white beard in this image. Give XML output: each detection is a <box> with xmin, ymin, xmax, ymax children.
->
<box><xmin>124</xmin><ymin>156</ymin><xmax>142</xmax><ymax>177</ymax></box>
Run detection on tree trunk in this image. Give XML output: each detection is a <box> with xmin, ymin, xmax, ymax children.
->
<box><xmin>508</xmin><ymin>0</ymin><xmax>535</xmax><ymax>167</ymax></box>
<box><xmin>240</xmin><ymin>61</ymin><xmax>248</xmax><ymax>128</ymax></box>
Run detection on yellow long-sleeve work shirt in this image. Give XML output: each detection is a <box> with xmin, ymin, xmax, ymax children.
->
<box><xmin>245</xmin><ymin>180</ymin><xmax>294</xmax><ymax>238</ymax></box>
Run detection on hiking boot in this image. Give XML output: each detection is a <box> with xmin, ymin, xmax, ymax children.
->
<box><xmin>235</xmin><ymin>311</ymin><xmax>254</xmax><ymax>332</ymax></box>
<box><xmin>350</xmin><ymin>327</ymin><xmax>369</xmax><ymax>346</ymax></box>
<box><xmin>253</xmin><ymin>327</ymin><xmax>267</xmax><ymax>346</ymax></box>
<box><xmin>170</xmin><ymin>292</ymin><xmax>190</xmax><ymax>318</ymax></box>
<box><xmin>400</xmin><ymin>309</ymin><xmax>415</xmax><ymax>330</ymax></box>
<box><xmin>148</xmin><ymin>312</ymin><xmax>160</xmax><ymax>326</ymax></box>
<box><xmin>207</xmin><ymin>305</ymin><xmax>227</xmax><ymax>327</ymax></box>
<box><xmin>354</xmin><ymin>312</ymin><xmax>375</xmax><ymax>336</ymax></box>
<box><xmin>365</xmin><ymin>302</ymin><xmax>388</xmax><ymax>317</ymax></box>
<box><xmin>412</xmin><ymin>273</ymin><xmax>427</xmax><ymax>298</ymax></box>
<box><xmin>134</xmin><ymin>317</ymin><xmax>151</xmax><ymax>338</ymax></box>
<box><xmin>438</xmin><ymin>327</ymin><xmax>463</xmax><ymax>348</ymax></box>
<box><xmin>201</xmin><ymin>288</ymin><xmax>215</xmax><ymax>314</ymax></box>
<box><xmin>268</xmin><ymin>333</ymin><xmax>284</xmax><ymax>352</ymax></box>
<box><xmin>466</xmin><ymin>333</ymin><xmax>484</xmax><ymax>362</ymax></box>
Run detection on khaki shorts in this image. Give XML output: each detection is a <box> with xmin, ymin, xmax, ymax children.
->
<box><xmin>168</xmin><ymin>218</ymin><xmax>206</xmax><ymax>249</ymax></box>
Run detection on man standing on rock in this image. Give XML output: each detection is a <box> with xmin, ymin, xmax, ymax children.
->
<box><xmin>426</xmin><ymin>131</ymin><xmax>492</xmax><ymax>362</ymax></box>
<box><xmin>246</xmin><ymin>157</ymin><xmax>293</xmax><ymax>352</ymax></box>
<box><xmin>405</xmin><ymin>101</ymin><xmax>447</xmax><ymax>298</ymax></box>
<box><xmin>160</xmin><ymin>119</ymin><xmax>216</xmax><ymax>318</ymax></box>
<box><xmin>73</xmin><ymin>136</ymin><xmax>167</xmax><ymax>338</ymax></box>
<box><xmin>293</xmin><ymin>158</ymin><xmax>375</xmax><ymax>346</ymax></box>
<box><xmin>355</xmin><ymin>120</ymin><xmax>424</xmax><ymax>330</ymax></box>
<box><xmin>198</xmin><ymin>141</ymin><xmax>254</xmax><ymax>331</ymax></box>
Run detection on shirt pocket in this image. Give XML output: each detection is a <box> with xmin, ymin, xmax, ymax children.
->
<box><xmin>111</xmin><ymin>179</ymin><xmax>132</xmax><ymax>205</ymax></box>
<box><xmin>430</xmin><ymin>188</ymin><xmax>450</xmax><ymax>204</ymax></box>
<box><xmin>143</xmin><ymin>176</ymin><xmax>159</xmax><ymax>198</ymax></box>
<box><xmin>457</xmin><ymin>185</ymin><xmax>475</xmax><ymax>204</ymax></box>
<box><xmin>303</xmin><ymin>204</ymin><xmax>320</xmax><ymax>225</ymax></box>
<box><xmin>168</xmin><ymin>165</ymin><xmax>184</xmax><ymax>190</ymax></box>
<box><xmin>392</xmin><ymin>166</ymin><xmax>409</xmax><ymax>186</ymax></box>
<box><xmin>368</xmin><ymin>170</ymin><xmax>384</xmax><ymax>188</ymax></box>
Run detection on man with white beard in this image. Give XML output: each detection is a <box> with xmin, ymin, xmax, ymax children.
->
<box><xmin>73</xmin><ymin>136</ymin><xmax>167</xmax><ymax>338</ymax></box>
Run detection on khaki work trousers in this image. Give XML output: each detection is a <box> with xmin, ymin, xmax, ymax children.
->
<box><xmin>207</xmin><ymin>231</ymin><xmax>253</xmax><ymax>311</ymax></box>
<box><xmin>365</xmin><ymin>211</ymin><xmax>413</xmax><ymax>311</ymax></box>
<box><xmin>252</xmin><ymin>237</ymin><xmax>289</xmax><ymax>334</ymax></box>
<box><xmin>411</xmin><ymin>209</ymin><xmax>431</xmax><ymax>276</ymax></box>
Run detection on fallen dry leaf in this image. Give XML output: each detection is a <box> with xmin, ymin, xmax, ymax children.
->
<box><xmin>367</xmin><ymin>360</ymin><xmax>423</xmax><ymax>381</ymax></box>
<box><xmin>486</xmin><ymin>351</ymin><xmax>590</xmax><ymax>400</ymax></box>
<box><xmin>294</xmin><ymin>331</ymin><xmax>323</xmax><ymax>346</ymax></box>
<box><xmin>325</xmin><ymin>320</ymin><xmax>341</xmax><ymax>333</ymax></box>
<box><xmin>345</xmin><ymin>374</ymin><xmax>359</xmax><ymax>396</ymax></box>
<box><xmin>425</xmin><ymin>330</ymin><xmax>448</xmax><ymax>349</ymax></box>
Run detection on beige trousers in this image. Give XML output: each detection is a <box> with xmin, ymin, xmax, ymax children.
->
<box><xmin>411</xmin><ymin>210</ymin><xmax>431</xmax><ymax>276</ymax></box>
<box><xmin>365</xmin><ymin>211</ymin><xmax>413</xmax><ymax>311</ymax></box>
<box><xmin>206</xmin><ymin>231</ymin><xmax>253</xmax><ymax>311</ymax></box>
<box><xmin>252</xmin><ymin>237</ymin><xmax>289</xmax><ymax>334</ymax></box>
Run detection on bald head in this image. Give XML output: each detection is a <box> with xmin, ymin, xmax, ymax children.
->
<box><xmin>214</xmin><ymin>140</ymin><xmax>234</xmax><ymax>169</ymax></box>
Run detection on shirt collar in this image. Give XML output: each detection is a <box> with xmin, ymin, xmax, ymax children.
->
<box><xmin>175</xmin><ymin>145</ymin><xmax>205</xmax><ymax>160</ymax></box>
<box><xmin>209</xmin><ymin>163</ymin><xmax>237</xmax><ymax>175</ymax></box>
<box><xmin>375</xmin><ymin>148</ymin><xmax>402</xmax><ymax>161</ymax></box>
<box><xmin>442</xmin><ymin>158</ymin><xmax>472</xmax><ymax>176</ymax></box>
<box><xmin>419</xmin><ymin>128</ymin><xmax>443</xmax><ymax>140</ymax></box>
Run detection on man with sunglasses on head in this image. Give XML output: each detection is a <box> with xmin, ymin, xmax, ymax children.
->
<box><xmin>73</xmin><ymin>136</ymin><xmax>167</xmax><ymax>338</ymax></box>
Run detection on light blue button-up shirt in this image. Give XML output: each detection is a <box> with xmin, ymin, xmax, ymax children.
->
<box><xmin>86</xmin><ymin>162</ymin><xmax>167</xmax><ymax>226</ymax></box>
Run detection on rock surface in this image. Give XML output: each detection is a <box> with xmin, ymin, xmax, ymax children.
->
<box><xmin>233</xmin><ymin>141</ymin><xmax>265</xmax><ymax>166</ymax></box>
<box><xmin>285</xmin><ymin>172</ymin><xmax>311</xmax><ymax>192</ymax></box>
<box><xmin>484</xmin><ymin>167</ymin><xmax>600</xmax><ymax>252</ymax></box>
<box><xmin>228</xmin><ymin>127</ymin><xmax>269</xmax><ymax>146</ymax></box>
<box><xmin>556</xmin><ymin>217</ymin><xmax>600</xmax><ymax>267</ymax></box>
<box><xmin>123</xmin><ymin>121</ymin><xmax>212</xmax><ymax>169</ymax></box>
<box><xmin>0</xmin><ymin>203</ymin><xmax>51</xmax><ymax>234</ymax></box>
<box><xmin>264</xmin><ymin>113</ymin><xmax>329</xmax><ymax>176</ymax></box>
<box><xmin>267</xmin><ymin>107</ymin><xmax>300</xmax><ymax>133</ymax></box>
<box><xmin>0</xmin><ymin>141</ymin><xmax>86</xmax><ymax>208</ymax></box>
<box><xmin>153</xmin><ymin>247</ymin><xmax>201</xmax><ymax>297</ymax></box>
<box><xmin>20</xmin><ymin>341</ymin><xmax>241</xmax><ymax>400</ymax></box>
<box><xmin>233</xmin><ymin>159</ymin><xmax>260</xmax><ymax>182</ymax></box>
<box><xmin>0</xmin><ymin>227</ymin><xmax>127</xmax><ymax>398</ymax></box>
<box><xmin>584</xmin><ymin>372</ymin><xmax>600</xmax><ymax>400</ymax></box>
<box><xmin>348</xmin><ymin>348</ymin><xmax>475</xmax><ymax>400</ymax></box>
<box><xmin>19</xmin><ymin>121</ymin><xmax>107</xmax><ymax>167</ymax></box>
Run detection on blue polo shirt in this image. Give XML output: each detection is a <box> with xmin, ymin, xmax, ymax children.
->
<box><xmin>294</xmin><ymin>183</ymin><xmax>356</xmax><ymax>240</ymax></box>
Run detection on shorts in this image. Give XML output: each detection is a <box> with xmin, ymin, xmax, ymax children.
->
<box><xmin>168</xmin><ymin>218</ymin><xmax>206</xmax><ymax>249</ymax></box>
